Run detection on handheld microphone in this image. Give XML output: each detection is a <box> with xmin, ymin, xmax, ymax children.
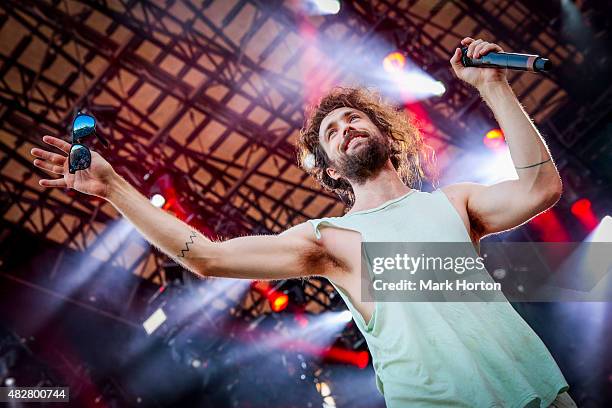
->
<box><xmin>460</xmin><ymin>46</ymin><xmax>552</xmax><ymax>72</ymax></box>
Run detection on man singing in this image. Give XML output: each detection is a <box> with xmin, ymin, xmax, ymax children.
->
<box><xmin>31</xmin><ymin>37</ymin><xmax>574</xmax><ymax>407</ymax></box>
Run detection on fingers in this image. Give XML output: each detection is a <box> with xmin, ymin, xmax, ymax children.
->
<box><xmin>472</xmin><ymin>41</ymin><xmax>490</xmax><ymax>58</ymax></box>
<box><xmin>39</xmin><ymin>178</ymin><xmax>67</xmax><ymax>188</ymax></box>
<box><xmin>460</xmin><ymin>37</ymin><xmax>474</xmax><ymax>46</ymax></box>
<box><xmin>480</xmin><ymin>43</ymin><xmax>503</xmax><ymax>56</ymax></box>
<box><xmin>472</xmin><ymin>42</ymin><xmax>503</xmax><ymax>58</ymax></box>
<box><xmin>467</xmin><ymin>39</ymin><xmax>483</xmax><ymax>58</ymax></box>
<box><xmin>460</xmin><ymin>38</ymin><xmax>504</xmax><ymax>58</ymax></box>
<box><xmin>33</xmin><ymin>158</ymin><xmax>64</xmax><ymax>175</ymax></box>
<box><xmin>31</xmin><ymin>147</ymin><xmax>66</xmax><ymax>165</ymax></box>
<box><xmin>42</xmin><ymin>135</ymin><xmax>71</xmax><ymax>154</ymax></box>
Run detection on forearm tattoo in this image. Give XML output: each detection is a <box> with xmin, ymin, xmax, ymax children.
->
<box><xmin>177</xmin><ymin>231</ymin><xmax>197</xmax><ymax>258</ymax></box>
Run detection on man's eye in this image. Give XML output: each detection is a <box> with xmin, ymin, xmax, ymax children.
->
<box><xmin>350</xmin><ymin>115</ymin><xmax>359</xmax><ymax>122</ymax></box>
<box><xmin>328</xmin><ymin>130</ymin><xmax>337</xmax><ymax>138</ymax></box>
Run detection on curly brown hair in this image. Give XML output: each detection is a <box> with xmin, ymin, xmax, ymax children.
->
<box><xmin>297</xmin><ymin>87</ymin><xmax>437</xmax><ymax>208</ymax></box>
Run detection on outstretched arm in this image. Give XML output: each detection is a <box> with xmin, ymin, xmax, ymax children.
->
<box><xmin>448</xmin><ymin>37</ymin><xmax>562</xmax><ymax>239</ymax></box>
<box><xmin>32</xmin><ymin>135</ymin><xmax>328</xmax><ymax>280</ymax></box>
<box><xmin>107</xmin><ymin>174</ymin><xmax>324</xmax><ymax>279</ymax></box>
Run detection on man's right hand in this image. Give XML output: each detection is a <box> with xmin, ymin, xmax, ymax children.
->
<box><xmin>31</xmin><ymin>135</ymin><xmax>117</xmax><ymax>199</ymax></box>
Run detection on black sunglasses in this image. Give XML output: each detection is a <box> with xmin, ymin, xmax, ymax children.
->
<box><xmin>69</xmin><ymin>112</ymin><xmax>109</xmax><ymax>174</ymax></box>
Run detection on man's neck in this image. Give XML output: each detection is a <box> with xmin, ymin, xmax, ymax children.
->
<box><xmin>347</xmin><ymin>162</ymin><xmax>413</xmax><ymax>215</ymax></box>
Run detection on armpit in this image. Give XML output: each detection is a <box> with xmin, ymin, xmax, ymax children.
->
<box><xmin>466</xmin><ymin>205</ymin><xmax>487</xmax><ymax>241</ymax></box>
<box><xmin>299</xmin><ymin>242</ymin><xmax>349</xmax><ymax>276</ymax></box>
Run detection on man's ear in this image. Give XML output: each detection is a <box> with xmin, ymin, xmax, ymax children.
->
<box><xmin>326</xmin><ymin>167</ymin><xmax>340</xmax><ymax>181</ymax></box>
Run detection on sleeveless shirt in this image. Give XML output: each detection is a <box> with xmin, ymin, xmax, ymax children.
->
<box><xmin>309</xmin><ymin>189</ymin><xmax>569</xmax><ymax>408</ymax></box>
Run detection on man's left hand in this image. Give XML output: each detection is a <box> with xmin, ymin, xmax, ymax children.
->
<box><xmin>450</xmin><ymin>37</ymin><xmax>508</xmax><ymax>90</ymax></box>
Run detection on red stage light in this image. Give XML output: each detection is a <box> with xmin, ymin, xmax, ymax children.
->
<box><xmin>323</xmin><ymin>347</ymin><xmax>369</xmax><ymax>369</ymax></box>
<box><xmin>483</xmin><ymin>129</ymin><xmax>505</xmax><ymax>150</ymax></box>
<box><xmin>530</xmin><ymin>209</ymin><xmax>570</xmax><ymax>242</ymax></box>
<box><xmin>269</xmin><ymin>292</ymin><xmax>289</xmax><ymax>312</ymax></box>
<box><xmin>252</xmin><ymin>281</ymin><xmax>290</xmax><ymax>312</ymax></box>
<box><xmin>571</xmin><ymin>198</ymin><xmax>591</xmax><ymax>216</ymax></box>
<box><xmin>383</xmin><ymin>52</ymin><xmax>406</xmax><ymax>73</ymax></box>
<box><xmin>571</xmin><ymin>198</ymin><xmax>598</xmax><ymax>231</ymax></box>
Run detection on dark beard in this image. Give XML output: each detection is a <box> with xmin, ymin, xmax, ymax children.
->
<box><xmin>333</xmin><ymin>135</ymin><xmax>390</xmax><ymax>184</ymax></box>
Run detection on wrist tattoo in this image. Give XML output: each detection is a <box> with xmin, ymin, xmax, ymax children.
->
<box><xmin>515</xmin><ymin>157</ymin><xmax>552</xmax><ymax>170</ymax></box>
<box><xmin>177</xmin><ymin>231</ymin><xmax>197</xmax><ymax>258</ymax></box>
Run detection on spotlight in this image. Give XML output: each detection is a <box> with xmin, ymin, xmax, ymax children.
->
<box><xmin>383</xmin><ymin>51</ymin><xmax>406</xmax><ymax>73</ymax></box>
<box><xmin>302</xmin><ymin>153</ymin><xmax>316</xmax><ymax>170</ymax></box>
<box><xmin>483</xmin><ymin>129</ymin><xmax>505</xmax><ymax>150</ymax></box>
<box><xmin>143</xmin><ymin>307</ymin><xmax>167</xmax><ymax>335</ymax></box>
<box><xmin>431</xmin><ymin>81</ymin><xmax>446</xmax><ymax>96</ymax></box>
<box><xmin>317</xmin><ymin>382</ymin><xmax>336</xmax><ymax>407</ymax></box>
<box><xmin>323</xmin><ymin>347</ymin><xmax>369</xmax><ymax>369</ymax></box>
<box><xmin>309</xmin><ymin>0</ymin><xmax>341</xmax><ymax>15</ymax></box>
<box><xmin>150</xmin><ymin>193</ymin><xmax>166</xmax><ymax>208</ymax></box>
<box><xmin>269</xmin><ymin>292</ymin><xmax>289</xmax><ymax>312</ymax></box>
<box><xmin>251</xmin><ymin>281</ymin><xmax>290</xmax><ymax>312</ymax></box>
<box><xmin>338</xmin><ymin>310</ymin><xmax>352</xmax><ymax>323</ymax></box>
<box><xmin>530</xmin><ymin>209</ymin><xmax>570</xmax><ymax>242</ymax></box>
<box><xmin>571</xmin><ymin>198</ymin><xmax>592</xmax><ymax>216</ymax></box>
<box><xmin>589</xmin><ymin>215</ymin><xmax>611</xmax><ymax>242</ymax></box>
<box><xmin>316</xmin><ymin>381</ymin><xmax>331</xmax><ymax>397</ymax></box>
<box><xmin>571</xmin><ymin>198</ymin><xmax>598</xmax><ymax>230</ymax></box>
<box><xmin>4</xmin><ymin>377</ymin><xmax>15</xmax><ymax>386</ymax></box>
<box><xmin>391</xmin><ymin>71</ymin><xmax>446</xmax><ymax>100</ymax></box>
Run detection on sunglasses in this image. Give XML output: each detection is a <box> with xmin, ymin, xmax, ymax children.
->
<box><xmin>69</xmin><ymin>112</ymin><xmax>109</xmax><ymax>174</ymax></box>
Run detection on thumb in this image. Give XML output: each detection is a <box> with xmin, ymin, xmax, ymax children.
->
<box><xmin>449</xmin><ymin>48</ymin><xmax>462</xmax><ymax>68</ymax></box>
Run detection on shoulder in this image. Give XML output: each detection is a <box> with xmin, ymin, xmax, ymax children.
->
<box><xmin>279</xmin><ymin>221</ymin><xmax>318</xmax><ymax>239</ymax></box>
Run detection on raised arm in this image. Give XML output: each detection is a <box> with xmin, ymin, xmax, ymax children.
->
<box><xmin>448</xmin><ymin>37</ymin><xmax>562</xmax><ymax>239</ymax></box>
<box><xmin>31</xmin><ymin>135</ymin><xmax>330</xmax><ymax>280</ymax></box>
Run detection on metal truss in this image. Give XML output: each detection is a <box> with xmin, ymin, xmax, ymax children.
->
<box><xmin>1</xmin><ymin>0</ymin><xmax>611</xmax><ymax>325</ymax></box>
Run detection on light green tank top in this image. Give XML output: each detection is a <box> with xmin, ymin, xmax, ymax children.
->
<box><xmin>309</xmin><ymin>189</ymin><xmax>568</xmax><ymax>408</ymax></box>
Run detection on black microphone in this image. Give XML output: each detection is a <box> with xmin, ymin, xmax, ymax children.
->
<box><xmin>460</xmin><ymin>46</ymin><xmax>552</xmax><ymax>72</ymax></box>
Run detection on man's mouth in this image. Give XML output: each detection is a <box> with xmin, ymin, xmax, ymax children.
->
<box><xmin>343</xmin><ymin>131</ymin><xmax>368</xmax><ymax>152</ymax></box>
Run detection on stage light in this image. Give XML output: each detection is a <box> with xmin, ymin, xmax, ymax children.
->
<box><xmin>432</xmin><ymin>80</ymin><xmax>446</xmax><ymax>96</ymax></box>
<box><xmin>323</xmin><ymin>347</ymin><xmax>369</xmax><ymax>369</ymax></box>
<box><xmin>323</xmin><ymin>395</ymin><xmax>337</xmax><ymax>408</ymax></box>
<box><xmin>483</xmin><ymin>129</ymin><xmax>505</xmax><ymax>150</ymax></box>
<box><xmin>571</xmin><ymin>198</ymin><xmax>591</xmax><ymax>216</ymax></box>
<box><xmin>4</xmin><ymin>377</ymin><xmax>15</xmax><ymax>386</ymax></box>
<box><xmin>251</xmin><ymin>281</ymin><xmax>290</xmax><ymax>312</ymax></box>
<box><xmin>395</xmin><ymin>72</ymin><xmax>446</xmax><ymax>99</ymax></box>
<box><xmin>311</xmin><ymin>0</ymin><xmax>340</xmax><ymax>15</ymax></box>
<box><xmin>270</xmin><ymin>292</ymin><xmax>289</xmax><ymax>312</ymax></box>
<box><xmin>588</xmin><ymin>215</ymin><xmax>611</xmax><ymax>242</ymax></box>
<box><xmin>143</xmin><ymin>307</ymin><xmax>167</xmax><ymax>335</ymax></box>
<box><xmin>530</xmin><ymin>209</ymin><xmax>570</xmax><ymax>242</ymax></box>
<box><xmin>383</xmin><ymin>51</ymin><xmax>406</xmax><ymax>73</ymax></box>
<box><xmin>571</xmin><ymin>198</ymin><xmax>598</xmax><ymax>231</ymax></box>
<box><xmin>150</xmin><ymin>193</ymin><xmax>166</xmax><ymax>208</ymax></box>
<box><xmin>339</xmin><ymin>310</ymin><xmax>352</xmax><ymax>323</ymax></box>
<box><xmin>316</xmin><ymin>381</ymin><xmax>332</xmax><ymax>396</ymax></box>
<box><xmin>302</xmin><ymin>153</ymin><xmax>315</xmax><ymax>170</ymax></box>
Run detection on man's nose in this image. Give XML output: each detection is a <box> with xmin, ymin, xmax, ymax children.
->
<box><xmin>341</xmin><ymin>124</ymin><xmax>354</xmax><ymax>138</ymax></box>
